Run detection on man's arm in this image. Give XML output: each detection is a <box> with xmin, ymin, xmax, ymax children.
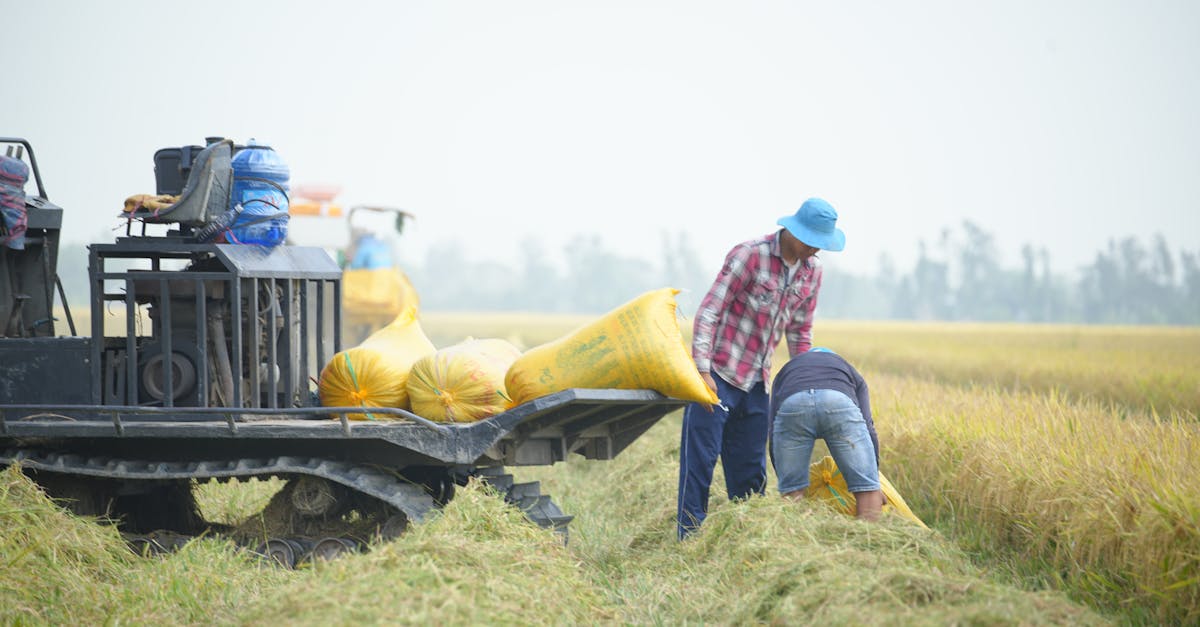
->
<box><xmin>785</xmin><ymin>266</ymin><xmax>822</xmax><ymax>356</ymax></box>
<box><xmin>693</xmin><ymin>244</ymin><xmax>752</xmax><ymax>375</ymax></box>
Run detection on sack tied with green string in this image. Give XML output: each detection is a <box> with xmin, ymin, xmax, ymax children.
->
<box><xmin>407</xmin><ymin>338</ymin><xmax>521</xmax><ymax>423</ymax></box>
<box><xmin>318</xmin><ymin>305</ymin><xmax>436</xmax><ymax>419</ymax></box>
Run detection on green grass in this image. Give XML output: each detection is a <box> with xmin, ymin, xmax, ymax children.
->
<box><xmin>521</xmin><ymin>415</ymin><xmax>1109</xmax><ymax>625</ymax></box>
<box><xmin>193</xmin><ymin>477</ymin><xmax>285</xmax><ymax>526</ymax></box>
<box><xmin>1</xmin><ymin>417</ymin><xmax>1108</xmax><ymax>626</ymax></box>
<box><xmin>0</xmin><ymin>466</ymin><xmax>288</xmax><ymax>625</ymax></box>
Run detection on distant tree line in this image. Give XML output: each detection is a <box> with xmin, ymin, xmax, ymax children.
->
<box><xmin>408</xmin><ymin>221</ymin><xmax>1200</xmax><ymax>325</ymax></box>
<box><xmin>816</xmin><ymin>222</ymin><xmax>1200</xmax><ymax>325</ymax></box>
<box><xmin>53</xmin><ymin>222</ymin><xmax>1198</xmax><ymax>325</ymax></box>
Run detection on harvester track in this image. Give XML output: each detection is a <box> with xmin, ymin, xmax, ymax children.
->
<box><xmin>1</xmin><ymin>447</ymin><xmax>437</xmax><ymax>567</ymax></box>
<box><xmin>2</xmin><ymin>449</ymin><xmax>575</xmax><ymax>565</ymax></box>
<box><xmin>0</xmin><ymin>448</ymin><xmax>437</xmax><ymax>522</ymax></box>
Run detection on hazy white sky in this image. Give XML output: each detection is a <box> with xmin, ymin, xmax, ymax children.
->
<box><xmin>6</xmin><ymin>1</ymin><xmax>1199</xmax><ymax>280</ymax></box>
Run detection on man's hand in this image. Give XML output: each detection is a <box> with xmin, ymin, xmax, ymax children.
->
<box><xmin>698</xmin><ymin>371</ymin><xmax>719</xmax><ymax>413</ymax></box>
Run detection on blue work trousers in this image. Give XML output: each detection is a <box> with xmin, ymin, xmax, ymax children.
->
<box><xmin>676</xmin><ymin>373</ymin><xmax>769</xmax><ymax>539</ymax></box>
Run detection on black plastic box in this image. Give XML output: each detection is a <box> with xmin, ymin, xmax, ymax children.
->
<box><xmin>153</xmin><ymin>145</ymin><xmax>206</xmax><ymax>196</ymax></box>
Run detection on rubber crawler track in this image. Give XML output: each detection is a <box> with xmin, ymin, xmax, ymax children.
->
<box><xmin>0</xmin><ymin>447</ymin><xmax>437</xmax><ymax>522</ymax></box>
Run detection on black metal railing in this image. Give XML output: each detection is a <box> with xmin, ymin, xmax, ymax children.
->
<box><xmin>88</xmin><ymin>242</ymin><xmax>340</xmax><ymax>411</ymax></box>
<box><xmin>0</xmin><ymin>404</ymin><xmax>450</xmax><ymax>438</ymax></box>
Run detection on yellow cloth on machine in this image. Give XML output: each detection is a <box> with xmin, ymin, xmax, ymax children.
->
<box><xmin>807</xmin><ymin>455</ymin><xmax>927</xmax><ymax>527</ymax></box>
<box><xmin>407</xmin><ymin>338</ymin><xmax>521</xmax><ymax>423</ymax></box>
<box><xmin>318</xmin><ymin>305</ymin><xmax>436</xmax><ymax>419</ymax></box>
<box><xmin>122</xmin><ymin>194</ymin><xmax>179</xmax><ymax>214</ymax></box>
<box><xmin>504</xmin><ymin>288</ymin><xmax>720</xmax><ymax>406</ymax></box>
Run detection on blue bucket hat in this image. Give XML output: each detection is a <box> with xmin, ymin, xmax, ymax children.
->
<box><xmin>777</xmin><ymin>197</ymin><xmax>845</xmax><ymax>252</ymax></box>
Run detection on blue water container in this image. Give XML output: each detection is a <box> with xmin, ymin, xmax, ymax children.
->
<box><xmin>228</xmin><ymin>139</ymin><xmax>290</xmax><ymax>246</ymax></box>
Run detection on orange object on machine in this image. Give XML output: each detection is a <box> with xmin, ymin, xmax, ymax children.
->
<box><xmin>289</xmin><ymin>183</ymin><xmax>343</xmax><ymax>217</ymax></box>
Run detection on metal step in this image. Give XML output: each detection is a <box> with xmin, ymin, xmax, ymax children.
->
<box><xmin>509</xmin><ymin>480</ymin><xmax>542</xmax><ymax>502</ymax></box>
<box><xmin>473</xmin><ymin>468</ymin><xmax>515</xmax><ymax>494</ymax></box>
<box><xmin>513</xmin><ymin>494</ymin><xmax>574</xmax><ymax>529</ymax></box>
<box><xmin>471</xmin><ymin>468</ymin><xmax>574</xmax><ymax>532</ymax></box>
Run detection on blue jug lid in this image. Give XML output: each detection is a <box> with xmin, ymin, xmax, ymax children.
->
<box><xmin>232</xmin><ymin>138</ymin><xmax>289</xmax><ymax>180</ymax></box>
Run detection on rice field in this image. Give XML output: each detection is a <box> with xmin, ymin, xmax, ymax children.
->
<box><xmin>3</xmin><ymin>315</ymin><xmax>1197</xmax><ymax>624</ymax></box>
<box><xmin>810</xmin><ymin>321</ymin><xmax>1200</xmax><ymax>417</ymax></box>
<box><xmin>863</xmin><ymin>371</ymin><xmax>1199</xmax><ymax>623</ymax></box>
<box><xmin>795</xmin><ymin>323</ymin><xmax>1200</xmax><ymax>623</ymax></box>
<box><xmin>443</xmin><ymin>315</ymin><xmax>1200</xmax><ymax>624</ymax></box>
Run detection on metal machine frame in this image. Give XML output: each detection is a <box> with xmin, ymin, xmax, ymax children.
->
<box><xmin>0</xmin><ymin>136</ymin><xmax>689</xmax><ymax>562</ymax></box>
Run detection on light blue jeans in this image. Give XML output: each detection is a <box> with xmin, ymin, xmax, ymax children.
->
<box><xmin>772</xmin><ymin>389</ymin><xmax>880</xmax><ymax>494</ymax></box>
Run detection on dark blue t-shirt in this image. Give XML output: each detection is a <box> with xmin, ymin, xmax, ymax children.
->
<box><xmin>770</xmin><ymin>350</ymin><xmax>880</xmax><ymax>465</ymax></box>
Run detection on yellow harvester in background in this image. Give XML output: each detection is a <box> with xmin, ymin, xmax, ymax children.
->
<box><xmin>289</xmin><ymin>184</ymin><xmax>420</xmax><ymax>345</ymax></box>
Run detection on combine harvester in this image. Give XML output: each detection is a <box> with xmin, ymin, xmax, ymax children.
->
<box><xmin>288</xmin><ymin>184</ymin><xmax>420</xmax><ymax>346</ymax></box>
<box><xmin>0</xmin><ymin>137</ymin><xmax>686</xmax><ymax>566</ymax></box>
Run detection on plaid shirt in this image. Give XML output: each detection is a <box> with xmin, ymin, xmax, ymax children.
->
<box><xmin>692</xmin><ymin>230</ymin><xmax>823</xmax><ymax>391</ymax></box>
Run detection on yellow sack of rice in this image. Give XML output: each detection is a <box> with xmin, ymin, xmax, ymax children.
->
<box><xmin>407</xmin><ymin>338</ymin><xmax>522</xmax><ymax>423</ymax></box>
<box><xmin>807</xmin><ymin>455</ymin><xmax>927</xmax><ymax>528</ymax></box>
<box><xmin>342</xmin><ymin>267</ymin><xmax>419</xmax><ymax>314</ymax></box>
<box><xmin>318</xmin><ymin>305</ymin><xmax>436</xmax><ymax>419</ymax></box>
<box><xmin>504</xmin><ymin>288</ymin><xmax>720</xmax><ymax>406</ymax></box>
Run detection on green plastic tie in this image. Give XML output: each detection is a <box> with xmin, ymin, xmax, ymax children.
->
<box><xmin>825</xmin><ymin>467</ymin><xmax>849</xmax><ymax>510</ymax></box>
<box><xmin>343</xmin><ymin>351</ymin><xmax>376</xmax><ymax>421</ymax></box>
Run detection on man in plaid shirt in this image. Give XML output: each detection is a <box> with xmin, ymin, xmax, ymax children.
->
<box><xmin>678</xmin><ymin>197</ymin><xmax>846</xmax><ymax>539</ymax></box>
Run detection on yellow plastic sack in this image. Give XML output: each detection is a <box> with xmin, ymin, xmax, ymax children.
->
<box><xmin>504</xmin><ymin>288</ymin><xmax>720</xmax><ymax>406</ymax></box>
<box><xmin>318</xmin><ymin>305</ymin><xmax>436</xmax><ymax>419</ymax></box>
<box><xmin>342</xmin><ymin>268</ymin><xmax>421</xmax><ymax>345</ymax></box>
<box><xmin>342</xmin><ymin>267</ymin><xmax>420</xmax><ymax>320</ymax></box>
<box><xmin>807</xmin><ymin>455</ymin><xmax>927</xmax><ymax>527</ymax></box>
<box><xmin>407</xmin><ymin>338</ymin><xmax>522</xmax><ymax>423</ymax></box>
